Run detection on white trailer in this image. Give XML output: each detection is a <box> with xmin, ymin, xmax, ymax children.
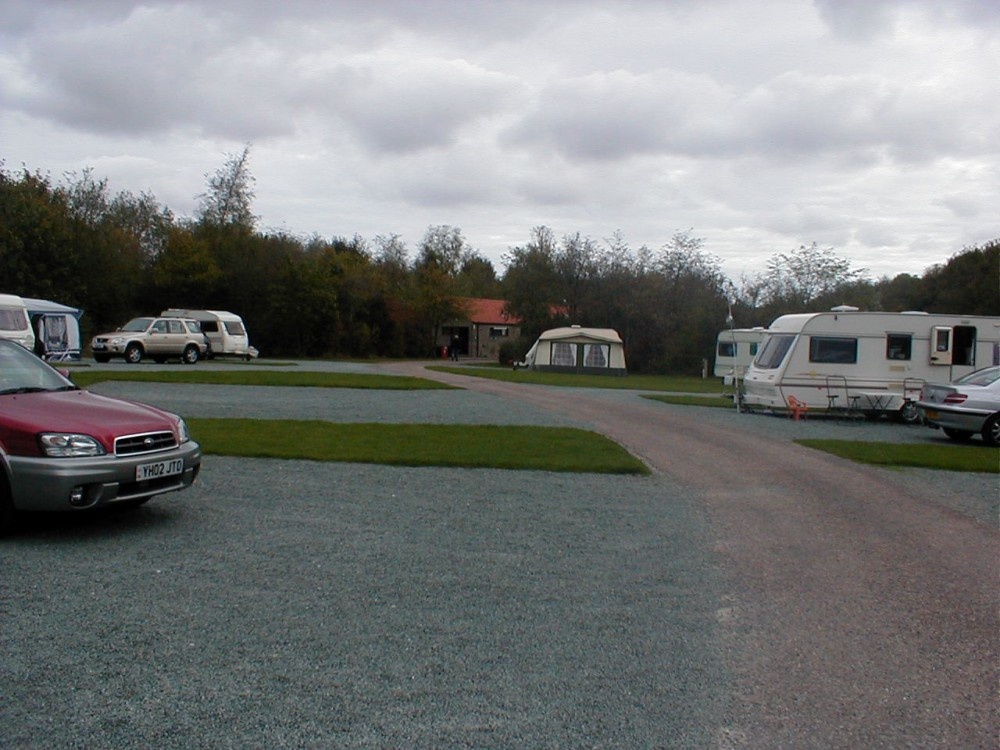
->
<box><xmin>0</xmin><ymin>293</ymin><xmax>35</xmax><ymax>351</ymax></box>
<box><xmin>742</xmin><ymin>308</ymin><xmax>1000</xmax><ymax>420</ymax></box>
<box><xmin>714</xmin><ymin>327</ymin><xmax>767</xmax><ymax>379</ymax></box>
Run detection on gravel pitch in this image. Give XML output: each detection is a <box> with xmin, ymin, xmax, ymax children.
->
<box><xmin>2</xmin><ymin>362</ymin><xmax>996</xmax><ymax>748</ymax></box>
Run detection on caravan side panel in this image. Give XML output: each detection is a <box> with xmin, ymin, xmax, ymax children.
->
<box><xmin>742</xmin><ymin>312</ymin><xmax>1000</xmax><ymax>415</ymax></box>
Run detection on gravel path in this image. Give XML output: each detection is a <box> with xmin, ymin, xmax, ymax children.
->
<box><xmin>2</xmin><ymin>360</ymin><xmax>997</xmax><ymax>748</ymax></box>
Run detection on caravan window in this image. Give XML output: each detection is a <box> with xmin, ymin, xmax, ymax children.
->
<box><xmin>583</xmin><ymin>344</ymin><xmax>609</xmax><ymax>368</ymax></box>
<box><xmin>224</xmin><ymin>320</ymin><xmax>246</xmax><ymax>335</ymax></box>
<box><xmin>754</xmin><ymin>334</ymin><xmax>795</xmax><ymax>369</ymax></box>
<box><xmin>551</xmin><ymin>342</ymin><xmax>575</xmax><ymax>366</ymax></box>
<box><xmin>886</xmin><ymin>334</ymin><xmax>912</xmax><ymax>360</ymax></box>
<box><xmin>809</xmin><ymin>336</ymin><xmax>857</xmax><ymax>364</ymax></box>
<box><xmin>201</xmin><ymin>320</ymin><xmax>221</xmax><ymax>333</ymax></box>
<box><xmin>0</xmin><ymin>308</ymin><xmax>27</xmax><ymax>331</ymax></box>
<box><xmin>717</xmin><ymin>341</ymin><xmax>736</xmax><ymax>358</ymax></box>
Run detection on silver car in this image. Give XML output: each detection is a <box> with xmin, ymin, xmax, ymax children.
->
<box><xmin>92</xmin><ymin>316</ymin><xmax>208</xmax><ymax>364</ymax></box>
<box><xmin>917</xmin><ymin>366</ymin><xmax>1000</xmax><ymax>446</ymax></box>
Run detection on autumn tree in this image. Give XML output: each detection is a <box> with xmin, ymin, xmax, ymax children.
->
<box><xmin>196</xmin><ymin>144</ymin><xmax>256</xmax><ymax>229</ymax></box>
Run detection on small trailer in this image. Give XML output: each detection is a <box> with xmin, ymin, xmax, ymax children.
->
<box><xmin>742</xmin><ymin>308</ymin><xmax>1000</xmax><ymax>421</ymax></box>
<box><xmin>714</xmin><ymin>327</ymin><xmax>767</xmax><ymax>380</ymax></box>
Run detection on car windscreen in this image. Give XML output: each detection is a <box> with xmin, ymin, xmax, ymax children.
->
<box><xmin>955</xmin><ymin>367</ymin><xmax>1000</xmax><ymax>387</ymax></box>
<box><xmin>121</xmin><ymin>318</ymin><xmax>153</xmax><ymax>332</ymax></box>
<box><xmin>0</xmin><ymin>341</ymin><xmax>74</xmax><ymax>393</ymax></box>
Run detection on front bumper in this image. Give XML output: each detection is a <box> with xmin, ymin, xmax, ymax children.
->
<box><xmin>7</xmin><ymin>441</ymin><xmax>202</xmax><ymax>511</ymax></box>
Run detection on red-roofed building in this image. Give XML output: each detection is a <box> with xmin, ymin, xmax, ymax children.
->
<box><xmin>438</xmin><ymin>298</ymin><xmax>522</xmax><ymax>360</ymax></box>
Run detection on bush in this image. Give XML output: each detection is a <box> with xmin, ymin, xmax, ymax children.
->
<box><xmin>497</xmin><ymin>340</ymin><xmax>518</xmax><ymax>365</ymax></box>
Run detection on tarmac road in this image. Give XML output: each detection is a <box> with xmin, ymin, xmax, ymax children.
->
<box><xmin>383</xmin><ymin>362</ymin><xmax>999</xmax><ymax>749</ymax></box>
<box><xmin>2</xmin><ymin>359</ymin><xmax>997</xmax><ymax>748</ymax></box>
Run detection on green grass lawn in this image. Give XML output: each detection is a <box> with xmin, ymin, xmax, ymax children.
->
<box><xmin>643</xmin><ymin>393</ymin><xmax>739</xmax><ymax>408</ymax></box>
<box><xmin>187</xmin><ymin>419</ymin><xmax>649</xmax><ymax>474</ymax></box>
<box><xmin>796</xmin><ymin>439</ymin><xmax>999</xmax><ymax>473</ymax></box>
<box><xmin>429</xmin><ymin>365</ymin><xmax>724</xmax><ymax>393</ymax></box>
<box><xmin>71</xmin><ymin>369</ymin><xmax>456</xmax><ymax>390</ymax></box>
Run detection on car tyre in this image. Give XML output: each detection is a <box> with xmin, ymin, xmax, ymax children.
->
<box><xmin>93</xmin><ymin>354</ymin><xmax>110</xmax><ymax>363</ymax></box>
<box><xmin>182</xmin><ymin>345</ymin><xmax>200</xmax><ymax>365</ymax></box>
<box><xmin>981</xmin><ymin>414</ymin><xmax>1000</xmax><ymax>448</ymax></box>
<box><xmin>943</xmin><ymin>427</ymin><xmax>974</xmax><ymax>442</ymax></box>
<box><xmin>125</xmin><ymin>343</ymin><xmax>144</xmax><ymax>364</ymax></box>
<box><xmin>0</xmin><ymin>477</ymin><xmax>15</xmax><ymax>538</ymax></box>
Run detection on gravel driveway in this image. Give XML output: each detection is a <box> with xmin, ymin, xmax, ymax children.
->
<box><xmin>2</xmin><ymin>360</ymin><xmax>997</xmax><ymax>749</ymax></box>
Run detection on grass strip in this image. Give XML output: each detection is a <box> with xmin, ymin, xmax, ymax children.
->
<box><xmin>429</xmin><ymin>366</ymin><xmax>723</xmax><ymax>393</ymax></box>
<box><xmin>644</xmin><ymin>394</ymin><xmax>739</xmax><ymax>408</ymax></box>
<box><xmin>796</xmin><ymin>439</ymin><xmax>999</xmax><ymax>473</ymax></box>
<box><xmin>187</xmin><ymin>419</ymin><xmax>649</xmax><ymax>474</ymax></box>
<box><xmin>71</xmin><ymin>370</ymin><xmax>456</xmax><ymax>390</ymax></box>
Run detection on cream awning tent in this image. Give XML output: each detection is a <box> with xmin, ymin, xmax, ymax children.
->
<box><xmin>519</xmin><ymin>326</ymin><xmax>626</xmax><ymax>375</ymax></box>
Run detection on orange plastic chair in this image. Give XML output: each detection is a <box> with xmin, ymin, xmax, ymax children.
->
<box><xmin>787</xmin><ymin>396</ymin><xmax>809</xmax><ymax>420</ymax></box>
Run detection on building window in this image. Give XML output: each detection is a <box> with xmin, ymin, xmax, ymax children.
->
<box><xmin>809</xmin><ymin>336</ymin><xmax>857</xmax><ymax>364</ymax></box>
<box><xmin>886</xmin><ymin>333</ymin><xmax>912</xmax><ymax>360</ymax></box>
<box><xmin>551</xmin><ymin>342</ymin><xmax>575</xmax><ymax>366</ymax></box>
<box><xmin>489</xmin><ymin>326</ymin><xmax>509</xmax><ymax>338</ymax></box>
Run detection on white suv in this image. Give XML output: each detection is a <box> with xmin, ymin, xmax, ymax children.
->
<box><xmin>91</xmin><ymin>317</ymin><xmax>209</xmax><ymax>364</ymax></box>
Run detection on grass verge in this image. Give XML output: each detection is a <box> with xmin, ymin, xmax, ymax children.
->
<box><xmin>71</xmin><ymin>370</ymin><xmax>456</xmax><ymax>390</ymax></box>
<box><xmin>643</xmin><ymin>394</ymin><xmax>739</xmax><ymax>408</ymax></box>
<box><xmin>188</xmin><ymin>419</ymin><xmax>650</xmax><ymax>474</ymax></box>
<box><xmin>429</xmin><ymin>366</ymin><xmax>723</xmax><ymax>393</ymax></box>
<box><xmin>796</xmin><ymin>439</ymin><xmax>999</xmax><ymax>473</ymax></box>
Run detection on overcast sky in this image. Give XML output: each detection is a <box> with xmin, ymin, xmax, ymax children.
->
<box><xmin>1</xmin><ymin>0</ymin><xmax>997</xmax><ymax>282</ymax></box>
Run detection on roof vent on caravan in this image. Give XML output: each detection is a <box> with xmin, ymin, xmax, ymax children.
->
<box><xmin>830</xmin><ymin>305</ymin><xmax>859</xmax><ymax>312</ymax></box>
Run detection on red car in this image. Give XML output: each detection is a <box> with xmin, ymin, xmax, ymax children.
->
<box><xmin>0</xmin><ymin>339</ymin><xmax>201</xmax><ymax>534</ymax></box>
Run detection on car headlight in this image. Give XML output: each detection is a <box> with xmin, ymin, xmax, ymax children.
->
<box><xmin>38</xmin><ymin>433</ymin><xmax>107</xmax><ymax>457</ymax></box>
<box><xmin>176</xmin><ymin>417</ymin><xmax>191</xmax><ymax>444</ymax></box>
<box><xmin>110</xmin><ymin>336</ymin><xmax>125</xmax><ymax>347</ymax></box>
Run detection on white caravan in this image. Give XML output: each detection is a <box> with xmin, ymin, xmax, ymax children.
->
<box><xmin>0</xmin><ymin>294</ymin><xmax>35</xmax><ymax>350</ymax></box>
<box><xmin>161</xmin><ymin>309</ymin><xmax>256</xmax><ymax>359</ymax></box>
<box><xmin>742</xmin><ymin>308</ymin><xmax>1000</xmax><ymax>420</ymax></box>
<box><xmin>714</xmin><ymin>327</ymin><xmax>767</xmax><ymax>379</ymax></box>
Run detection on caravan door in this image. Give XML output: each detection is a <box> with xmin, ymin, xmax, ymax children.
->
<box><xmin>930</xmin><ymin>325</ymin><xmax>978</xmax><ymax>375</ymax></box>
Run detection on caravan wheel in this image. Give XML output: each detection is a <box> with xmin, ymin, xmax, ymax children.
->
<box><xmin>896</xmin><ymin>401</ymin><xmax>921</xmax><ymax>424</ymax></box>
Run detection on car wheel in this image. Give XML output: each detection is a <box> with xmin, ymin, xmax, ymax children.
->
<box><xmin>981</xmin><ymin>414</ymin><xmax>1000</xmax><ymax>448</ymax></box>
<box><xmin>93</xmin><ymin>354</ymin><xmax>110</xmax><ymax>363</ymax></box>
<box><xmin>0</xmin><ymin>477</ymin><xmax>15</xmax><ymax>538</ymax></box>
<box><xmin>896</xmin><ymin>401</ymin><xmax>921</xmax><ymax>424</ymax></box>
<box><xmin>124</xmin><ymin>343</ymin><xmax>143</xmax><ymax>364</ymax></box>
<box><xmin>943</xmin><ymin>427</ymin><xmax>974</xmax><ymax>442</ymax></box>
<box><xmin>182</xmin><ymin>345</ymin><xmax>200</xmax><ymax>365</ymax></box>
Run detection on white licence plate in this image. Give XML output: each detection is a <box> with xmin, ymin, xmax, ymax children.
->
<box><xmin>136</xmin><ymin>458</ymin><xmax>184</xmax><ymax>482</ymax></box>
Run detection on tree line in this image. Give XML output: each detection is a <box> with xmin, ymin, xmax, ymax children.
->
<box><xmin>2</xmin><ymin>149</ymin><xmax>997</xmax><ymax>374</ymax></box>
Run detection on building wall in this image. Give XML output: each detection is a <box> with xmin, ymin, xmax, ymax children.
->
<box><xmin>437</xmin><ymin>321</ymin><xmax>520</xmax><ymax>360</ymax></box>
